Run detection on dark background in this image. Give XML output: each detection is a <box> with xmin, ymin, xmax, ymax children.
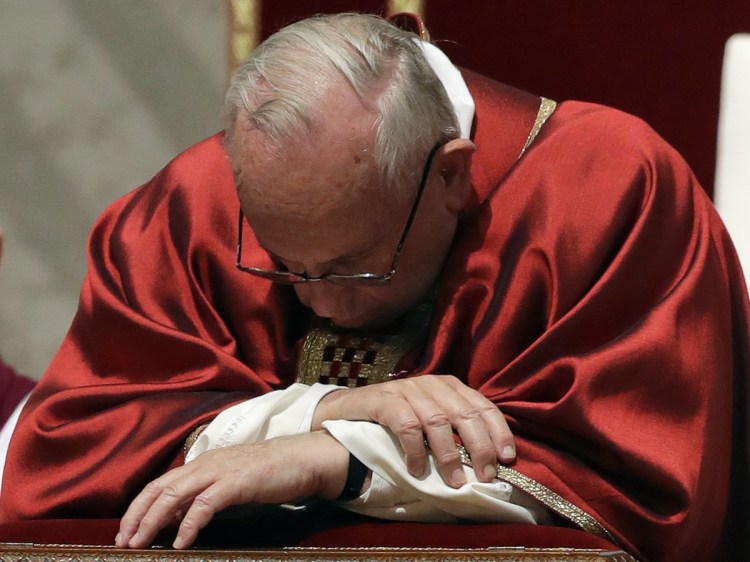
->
<box><xmin>259</xmin><ymin>1</ymin><xmax>750</xmax><ymax>198</ymax></box>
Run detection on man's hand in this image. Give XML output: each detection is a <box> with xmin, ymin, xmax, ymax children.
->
<box><xmin>312</xmin><ymin>374</ymin><xmax>514</xmax><ymax>488</ymax></box>
<box><xmin>116</xmin><ymin>431</ymin><xmax>349</xmax><ymax>550</ymax></box>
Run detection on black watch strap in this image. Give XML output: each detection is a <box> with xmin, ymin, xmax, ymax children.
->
<box><xmin>336</xmin><ymin>452</ymin><xmax>368</xmax><ymax>502</ymax></box>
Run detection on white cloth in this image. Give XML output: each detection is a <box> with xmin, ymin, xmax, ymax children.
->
<box><xmin>186</xmin><ymin>382</ymin><xmax>339</xmax><ymax>461</ymax></box>
<box><xmin>715</xmin><ymin>34</ymin><xmax>750</xmax><ymax>279</ymax></box>
<box><xmin>413</xmin><ymin>39</ymin><xmax>475</xmax><ymax>140</ymax></box>
<box><xmin>187</xmin><ymin>383</ymin><xmax>547</xmax><ymax>525</ymax></box>
<box><xmin>324</xmin><ymin>418</ymin><xmax>549</xmax><ymax>523</ymax></box>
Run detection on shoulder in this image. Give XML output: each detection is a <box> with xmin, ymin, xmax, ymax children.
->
<box><xmin>157</xmin><ymin>133</ymin><xmax>233</xmax><ymax>186</ymax></box>
<box><xmin>87</xmin><ymin>133</ymin><xmax>237</xmax><ymax>265</ymax></box>
<box><xmin>540</xmin><ymin>100</ymin><xmax>684</xmax><ymax>168</ymax></box>
<box><xmin>522</xmin><ymin>100</ymin><xmax>703</xmax><ymax>211</ymax></box>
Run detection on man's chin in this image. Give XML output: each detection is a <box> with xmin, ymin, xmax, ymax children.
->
<box><xmin>330</xmin><ymin>309</ymin><xmax>402</xmax><ymax>331</ymax></box>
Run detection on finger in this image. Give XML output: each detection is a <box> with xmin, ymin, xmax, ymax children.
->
<box><xmin>450</xmin><ymin>402</ymin><xmax>501</xmax><ymax>482</ymax></box>
<box><xmin>413</xmin><ymin>376</ymin><xmax>497</xmax><ymax>483</ymax></box>
<box><xmin>128</xmin><ymin>479</ymin><xmax>203</xmax><ymax>549</ymax></box>
<box><xmin>452</xmin><ymin>383</ymin><xmax>515</xmax><ymax>462</ymax></box>
<box><xmin>375</xmin><ymin>378</ymin><xmax>474</xmax><ymax>487</ymax></box>
<box><xmin>395</xmin><ymin>378</ymin><xmax>466</xmax><ymax>487</ymax></box>
<box><xmin>118</xmin><ymin>476</ymin><xmax>171</xmax><ymax>548</ymax></box>
<box><xmin>421</xmin><ymin>410</ymin><xmax>465</xmax><ymax>488</ymax></box>
<box><xmin>481</xmin><ymin>403</ymin><xmax>516</xmax><ymax>462</ymax></box>
<box><xmin>120</xmin><ymin>468</ymin><xmax>208</xmax><ymax>549</ymax></box>
<box><xmin>172</xmin><ymin>483</ymin><xmax>232</xmax><ymax>549</ymax></box>
<box><xmin>409</xmin><ymin>391</ymin><xmax>469</xmax><ymax>488</ymax></box>
<box><xmin>448</xmin><ymin>384</ymin><xmax>514</xmax><ymax>477</ymax></box>
<box><xmin>380</xmin><ymin>397</ymin><xmax>430</xmax><ymax>478</ymax></box>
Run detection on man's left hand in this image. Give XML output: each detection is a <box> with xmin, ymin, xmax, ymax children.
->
<box><xmin>311</xmin><ymin>374</ymin><xmax>513</xmax><ymax>488</ymax></box>
<box><xmin>115</xmin><ymin>430</ymin><xmax>349</xmax><ymax>550</ymax></box>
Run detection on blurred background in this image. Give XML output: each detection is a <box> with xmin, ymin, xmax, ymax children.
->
<box><xmin>0</xmin><ymin>1</ymin><xmax>226</xmax><ymax>377</ymax></box>
<box><xmin>1</xmin><ymin>0</ymin><xmax>748</xmax><ymax>380</ymax></box>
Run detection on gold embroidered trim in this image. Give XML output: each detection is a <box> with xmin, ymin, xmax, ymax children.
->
<box><xmin>518</xmin><ymin>97</ymin><xmax>557</xmax><ymax>159</ymax></box>
<box><xmin>0</xmin><ymin>543</ymin><xmax>638</xmax><ymax>562</ymax></box>
<box><xmin>387</xmin><ymin>0</ymin><xmax>426</xmax><ymax>23</ymax></box>
<box><xmin>297</xmin><ymin>299</ymin><xmax>434</xmax><ymax>388</ymax></box>
<box><xmin>227</xmin><ymin>0</ymin><xmax>261</xmax><ymax>78</ymax></box>
<box><xmin>456</xmin><ymin>445</ymin><xmax>619</xmax><ymax>547</ymax></box>
<box><xmin>288</xmin><ymin>545</ymin><xmax>637</xmax><ymax>562</ymax></box>
<box><xmin>183</xmin><ymin>423</ymin><xmax>210</xmax><ymax>458</ymax></box>
<box><xmin>297</xmin><ymin>329</ymin><xmax>403</xmax><ymax>387</ymax></box>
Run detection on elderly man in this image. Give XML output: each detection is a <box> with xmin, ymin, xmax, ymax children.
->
<box><xmin>1</xmin><ymin>13</ymin><xmax>748</xmax><ymax>562</ymax></box>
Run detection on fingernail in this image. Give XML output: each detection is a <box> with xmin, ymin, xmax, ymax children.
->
<box><xmin>502</xmin><ymin>446</ymin><xmax>516</xmax><ymax>461</ymax></box>
<box><xmin>452</xmin><ymin>468</ymin><xmax>466</xmax><ymax>487</ymax></box>
<box><xmin>114</xmin><ymin>532</ymin><xmax>122</xmax><ymax>546</ymax></box>
<box><xmin>483</xmin><ymin>464</ymin><xmax>496</xmax><ymax>480</ymax></box>
<box><xmin>173</xmin><ymin>537</ymin><xmax>184</xmax><ymax>550</ymax></box>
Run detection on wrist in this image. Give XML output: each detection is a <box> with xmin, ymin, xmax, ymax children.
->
<box><xmin>310</xmin><ymin>388</ymin><xmax>349</xmax><ymax>431</ymax></box>
<box><xmin>309</xmin><ymin>430</ymin><xmax>372</xmax><ymax>500</ymax></box>
<box><xmin>309</xmin><ymin>430</ymin><xmax>351</xmax><ymax>499</ymax></box>
<box><xmin>336</xmin><ymin>452</ymin><xmax>370</xmax><ymax>502</ymax></box>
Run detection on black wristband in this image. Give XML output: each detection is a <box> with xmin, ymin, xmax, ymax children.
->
<box><xmin>336</xmin><ymin>452</ymin><xmax>368</xmax><ymax>502</ymax></box>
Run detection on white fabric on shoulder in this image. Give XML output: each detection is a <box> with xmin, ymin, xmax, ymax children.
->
<box><xmin>413</xmin><ymin>39</ymin><xmax>475</xmax><ymax>140</ymax></box>
<box><xmin>324</xmin><ymin>419</ymin><xmax>549</xmax><ymax>525</ymax></box>
<box><xmin>185</xmin><ymin>382</ymin><xmax>340</xmax><ymax>462</ymax></box>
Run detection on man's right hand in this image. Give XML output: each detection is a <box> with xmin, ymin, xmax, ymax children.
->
<box><xmin>311</xmin><ymin>374</ymin><xmax>515</xmax><ymax>488</ymax></box>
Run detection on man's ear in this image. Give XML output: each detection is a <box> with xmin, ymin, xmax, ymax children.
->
<box><xmin>436</xmin><ymin>139</ymin><xmax>476</xmax><ymax>213</ymax></box>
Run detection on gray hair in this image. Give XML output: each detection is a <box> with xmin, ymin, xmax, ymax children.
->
<box><xmin>222</xmin><ymin>12</ymin><xmax>459</xmax><ymax>190</ymax></box>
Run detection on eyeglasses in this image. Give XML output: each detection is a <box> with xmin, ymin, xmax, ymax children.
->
<box><xmin>235</xmin><ymin>141</ymin><xmax>443</xmax><ymax>286</ymax></box>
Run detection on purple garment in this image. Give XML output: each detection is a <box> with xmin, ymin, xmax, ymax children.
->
<box><xmin>0</xmin><ymin>359</ymin><xmax>34</xmax><ymax>427</ymax></box>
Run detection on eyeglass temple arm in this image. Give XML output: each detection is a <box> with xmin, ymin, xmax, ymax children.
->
<box><xmin>391</xmin><ymin>142</ymin><xmax>443</xmax><ymax>262</ymax></box>
<box><xmin>236</xmin><ymin>210</ymin><xmax>245</xmax><ymax>267</ymax></box>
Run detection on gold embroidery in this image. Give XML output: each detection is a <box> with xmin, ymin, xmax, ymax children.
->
<box><xmin>387</xmin><ymin>0</ymin><xmax>426</xmax><ymax>22</ymax></box>
<box><xmin>183</xmin><ymin>423</ymin><xmax>210</xmax><ymax>458</ymax></box>
<box><xmin>227</xmin><ymin>0</ymin><xmax>261</xmax><ymax>78</ymax></box>
<box><xmin>297</xmin><ymin>300</ymin><xmax>434</xmax><ymax>388</ymax></box>
<box><xmin>518</xmin><ymin>97</ymin><xmax>557</xmax><ymax>159</ymax></box>
<box><xmin>456</xmin><ymin>445</ymin><xmax>620</xmax><ymax>547</ymax></box>
<box><xmin>0</xmin><ymin>543</ymin><xmax>638</xmax><ymax>562</ymax></box>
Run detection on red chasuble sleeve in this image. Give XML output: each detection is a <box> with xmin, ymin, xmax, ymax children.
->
<box><xmin>0</xmin><ymin>135</ymin><xmax>304</xmax><ymax>519</ymax></box>
<box><xmin>422</xmin><ymin>97</ymin><xmax>750</xmax><ymax>561</ymax></box>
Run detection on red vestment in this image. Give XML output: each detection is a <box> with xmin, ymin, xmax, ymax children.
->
<box><xmin>1</xmin><ymin>71</ymin><xmax>748</xmax><ymax>562</ymax></box>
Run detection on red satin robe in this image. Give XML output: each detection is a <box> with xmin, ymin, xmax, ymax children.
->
<box><xmin>1</xmin><ymin>71</ymin><xmax>748</xmax><ymax>562</ymax></box>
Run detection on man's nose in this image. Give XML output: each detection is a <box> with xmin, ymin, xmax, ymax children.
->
<box><xmin>294</xmin><ymin>282</ymin><xmax>347</xmax><ymax>318</ymax></box>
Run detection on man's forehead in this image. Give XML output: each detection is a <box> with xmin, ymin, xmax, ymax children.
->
<box><xmin>240</xmin><ymin>166</ymin><xmax>393</xmax><ymax>268</ymax></box>
<box><xmin>232</xmin><ymin>79</ymin><xmax>380</xmax><ymax>176</ymax></box>
<box><xmin>232</xmin><ymin>120</ymin><xmax>385</xmax><ymax>215</ymax></box>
